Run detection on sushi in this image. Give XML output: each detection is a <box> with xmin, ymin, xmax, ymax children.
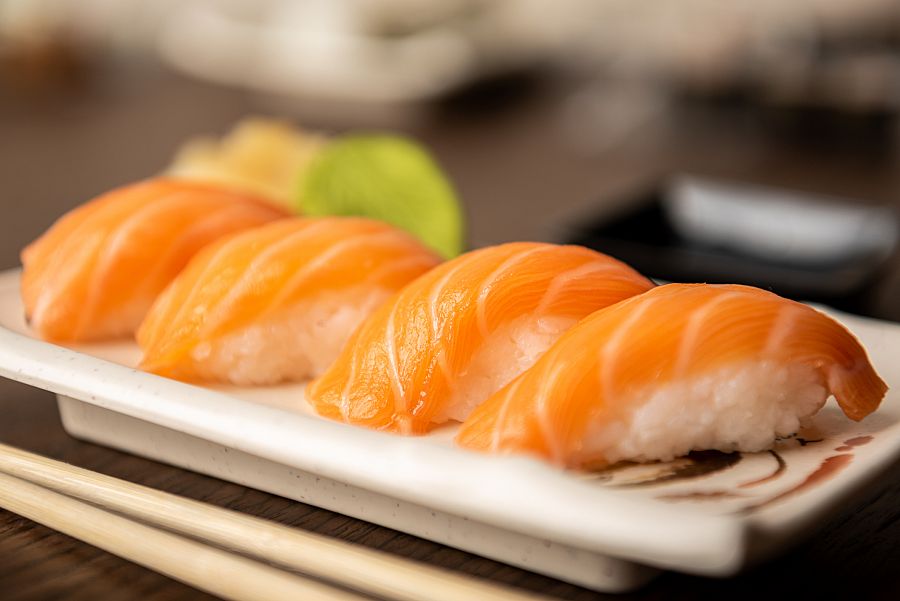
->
<box><xmin>457</xmin><ymin>284</ymin><xmax>887</xmax><ymax>468</ymax></box>
<box><xmin>137</xmin><ymin>217</ymin><xmax>441</xmax><ymax>385</ymax></box>
<box><xmin>21</xmin><ymin>179</ymin><xmax>287</xmax><ymax>342</ymax></box>
<box><xmin>307</xmin><ymin>242</ymin><xmax>655</xmax><ymax>434</ymax></box>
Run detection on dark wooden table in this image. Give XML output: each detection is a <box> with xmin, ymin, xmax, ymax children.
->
<box><xmin>2</xmin><ymin>58</ymin><xmax>900</xmax><ymax>600</ymax></box>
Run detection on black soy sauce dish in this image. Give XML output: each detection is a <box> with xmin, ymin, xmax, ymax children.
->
<box><xmin>560</xmin><ymin>175</ymin><xmax>900</xmax><ymax>321</ymax></box>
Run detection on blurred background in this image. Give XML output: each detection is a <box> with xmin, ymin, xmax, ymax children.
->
<box><xmin>2</xmin><ymin>0</ymin><xmax>900</xmax><ymax>319</ymax></box>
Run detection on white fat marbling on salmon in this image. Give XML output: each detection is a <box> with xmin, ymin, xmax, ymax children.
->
<box><xmin>158</xmin><ymin>226</ymin><xmax>263</xmax><ymax>347</ymax></box>
<box><xmin>763</xmin><ymin>303</ymin><xmax>802</xmax><ymax>356</ymax></box>
<box><xmin>31</xmin><ymin>231</ymin><xmax>103</xmax><ymax>336</ymax></box>
<box><xmin>672</xmin><ymin>292</ymin><xmax>737</xmax><ymax>379</ymax></box>
<box><xmin>536</xmin><ymin>361</ymin><xmax>569</xmax><ymax>465</ymax></box>
<box><xmin>337</xmin><ymin>258</ymin><xmax>435</xmax><ymax>422</ymax></box>
<box><xmin>364</xmin><ymin>254</ymin><xmax>436</xmax><ymax>288</ymax></box>
<box><xmin>81</xmin><ymin>194</ymin><xmax>168</xmax><ymax>331</ymax></box>
<box><xmin>492</xmin><ymin>376</ymin><xmax>525</xmax><ymax>452</ymax></box>
<box><xmin>475</xmin><ymin>246</ymin><xmax>548</xmax><ymax>340</ymax></box>
<box><xmin>599</xmin><ymin>296</ymin><xmax>659</xmax><ymax>407</ymax></box>
<box><xmin>427</xmin><ymin>259</ymin><xmax>469</xmax><ymax>391</ymax></box>
<box><xmin>534</xmin><ymin>261</ymin><xmax>624</xmax><ymax>315</ymax></box>
<box><xmin>261</xmin><ymin>230</ymin><xmax>412</xmax><ymax>316</ymax></box>
<box><xmin>197</xmin><ymin>220</ymin><xmax>334</xmax><ymax>332</ymax></box>
<box><xmin>384</xmin><ymin>303</ymin><xmax>408</xmax><ymax>432</ymax></box>
<box><xmin>338</xmin><ymin>341</ymin><xmax>361</xmax><ymax>422</ymax></box>
<box><xmin>84</xmin><ymin>196</ymin><xmax>259</xmax><ymax>339</ymax></box>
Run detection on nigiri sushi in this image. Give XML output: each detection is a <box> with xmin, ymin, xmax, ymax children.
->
<box><xmin>307</xmin><ymin>242</ymin><xmax>655</xmax><ymax>434</ymax></box>
<box><xmin>21</xmin><ymin>179</ymin><xmax>288</xmax><ymax>342</ymax></box>
<box><xmin>137</xmin><ymin>217</ymin><xmax>441</xmax><ymax>385</ymax></box>
<box><xmin>457</xmin><ymin>284</ymin><xmax>887</xmax><ymax>468</ymax></box>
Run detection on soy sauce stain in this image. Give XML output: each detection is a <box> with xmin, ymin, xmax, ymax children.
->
<box><xmin>580</xmin><ymin>459</ymin><xmax>638</xmax><ymax>480</ymax></box>
<box><xmin>614</xmin><ymin>451</ymin><xmax>742</xmax><ymax>488</ymax></box>
<box><xmin>739</xmin><ymin>450</ymin><xmax>786</xmax><ymax>488</ymax></box>
<box><xmin>796</xmin><ymin>437</ymin><xmax>824</xmax><ymax>447</ymax></box>
<box><xmin>740</xmin><ymin>454</ymin><xmax>853</xmax><ymax>513</ymax></box>
<box><xmin>658</xmin><ymin>490</ymin><xmax>742</xmax><ymax>502</ymax></box>
<box><xmin>789</xmin><ymin>424</ymin><xmax>825</xmax><ymax>447</ymax></box>
<box><xmin>846</xmin><ymin>435</ymin><xmax>873</xmax><ymax>446</ymax></box>
<box><xmin>836</xmin><ymin>435</ymin><xmax>873</xmax><ymax>452</ymax></box>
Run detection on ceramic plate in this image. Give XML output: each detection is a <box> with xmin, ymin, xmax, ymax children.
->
<box><xmin>1</xmin><ymin>268</ymin><xmax>898</xmax><ymax>590</ymax></box>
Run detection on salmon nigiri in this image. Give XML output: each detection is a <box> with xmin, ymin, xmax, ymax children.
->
<box><xmin>138</xmin><ymin>217</ymin><xmax>441</xmax><ymax>385</ymax></box>
<box><xmin>307</xmin><ymin>242</ymin><xmax>654</xmax><ymax>434</ymax></box>
<box><xmin>457</xmin><ymin>284</ymin><xmax>887</xmax><ymax>468</ymax></box>
<box><xmin>21</xmin><ymin>179</ymin><xmax>288</xmax><ymax>342</ymax></box>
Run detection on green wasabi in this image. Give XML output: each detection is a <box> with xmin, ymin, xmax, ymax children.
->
<box><xmin>295</xmin><ymin>134</ymin><xmax>465</xmax><ymax>259</ymax></box>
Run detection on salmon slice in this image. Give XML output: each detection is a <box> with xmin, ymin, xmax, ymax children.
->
<box><xmin>138</xmin><ymin>217</ymin><xmax>441</xmax><ymax>385</ymax></box>
<box><xmin>21</xmin><ymin>179</ymin><xmax>288</xmax><ymax>342</ymax></box>
<box><xmin>457</xmin><ymin>284</ymin><xmax>887</xmax><ymax>468</ymax></box>
<box><xmin>307</xmin><ymin>242</ymin><xmax>654</xmax><ymax>434</ymax></box>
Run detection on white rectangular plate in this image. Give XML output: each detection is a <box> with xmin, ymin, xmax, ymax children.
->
<box><xmin>1</xmin><ymin>268</ymin><xmax>899</xmax><ymax>592</ymax></box>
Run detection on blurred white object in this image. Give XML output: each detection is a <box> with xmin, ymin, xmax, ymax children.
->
<box><xmin>157</xmin><ymin>0</ymin><xmax>566</xmax><ymax>104</ymax></box>
<box><xmin>562</xmin><ymin>0</ymin><xmax>900</xmax><ymax>84</ymax></box>
<box><xmin>0</xmin><ymin>0</ymin><xmax>185</xmax><ymax>53</ymax></box>
<box><xmin>560</xmin><ymin>81</ymin><xmax>671</xmax><ymax>154</ymax></box>
<box><xmin>667</xmin><ymin>177</ymin><xmax>899</xmax><ymax>265</ymax></box>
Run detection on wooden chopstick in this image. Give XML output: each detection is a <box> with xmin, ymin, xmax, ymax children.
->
<box><xmin>0</xmin><ymin>443</ymin><xmax>549</xmax><ymax>601</ymax></box>
<box><xmin>0</xmin><ymin>470</ymin><xmax>362</xmax><ymax>601</ymax></box>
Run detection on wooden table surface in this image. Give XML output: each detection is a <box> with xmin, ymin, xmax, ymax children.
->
<box><xmin>2</xmin><ymin>58</ymin><xmax>900</xmax><ymax>600</ymax></box>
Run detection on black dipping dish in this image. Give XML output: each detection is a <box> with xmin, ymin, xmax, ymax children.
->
<box><xmin>561</xmin><ymin>176</ymin><xmax>900</xmax><ymax>321</ymax></box>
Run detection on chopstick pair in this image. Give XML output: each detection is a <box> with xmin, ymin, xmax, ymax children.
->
<box><xmin>0</xmin><ymin>442</ymin><xmax>548</xmax><ymax>601</ymax></box>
